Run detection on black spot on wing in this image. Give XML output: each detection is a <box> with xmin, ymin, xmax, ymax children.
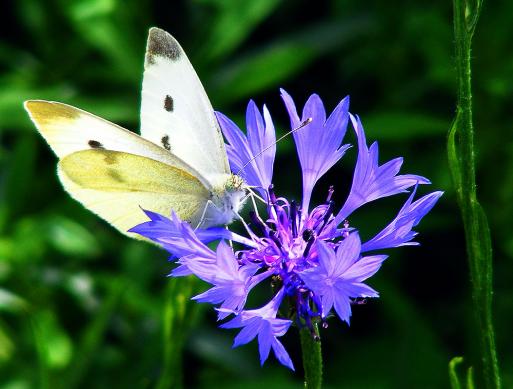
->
<box><xmin>88</xmin><ymin>140</ymin><xmax>104</xmax><ymax>149</ymax></box>
<box><xmin>164</xmin><ymin>95</ymin><xmax>174</xmax><ymax>112</ymax></box>
<box><xmin>146</xmin><ymin>28</ymin><xmax>181</xmax><ymax>65</ymax></box>
<box><xmin>161</xmin><ymin>135</ymin><xmax>171</xmax><ymax>151</ymax></box>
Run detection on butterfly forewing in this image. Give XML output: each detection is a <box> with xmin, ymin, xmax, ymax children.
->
<box><xmin>24</xmin><ymin>100</ymin><xmax>211</xmax><ymax>188</ymax></box>
<box><xmin>140</xmin><ymin>27</ymin><xmax>230</xmax><ymax>182</ymax></box>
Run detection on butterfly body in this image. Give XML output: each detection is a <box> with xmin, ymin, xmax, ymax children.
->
<box><xmin>204</xmin><ymin>174</ymin><xmax>246</xmax><ymax>226</ymax></box>
<box><xmin>24</xmin><ymin>28</ymin><xmax>246</xmax><ymax>236</ymax></box>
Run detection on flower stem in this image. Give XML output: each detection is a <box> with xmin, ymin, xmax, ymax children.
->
<box><xmin>300</xmin><ymin>325</ymin><xmax>323</xmax><ymax>389</ymax></box>
<box><xmin>448</xmin><ymin>0</ymin><xmax>501</xmax><ymax>388</ymax></box>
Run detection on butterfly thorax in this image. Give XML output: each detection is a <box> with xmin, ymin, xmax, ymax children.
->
<box><xmin>203</xmin><ymin>174</ymin><xmax>246</xmax><ymax>227</ymax></box>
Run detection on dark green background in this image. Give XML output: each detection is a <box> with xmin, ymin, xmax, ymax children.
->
<box><xmin>0</xmin><ymin>0</ymin><xmax>511</xmax><ymax>387</ymax></box>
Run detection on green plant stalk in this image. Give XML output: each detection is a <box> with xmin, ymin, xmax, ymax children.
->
<box><xmin>300</xmin><ymin>325</ymin><xmax>322</xmax><ymax>389</ymax></box>
<box><xmin>449</xmin><ymin>0</ymin><xmax>501</xmax><ymax>387</ymax></box>
<box><xmin>157</xmin><ymin>276</ymin><xmax>202</xmax><ymax>389</ymax></box>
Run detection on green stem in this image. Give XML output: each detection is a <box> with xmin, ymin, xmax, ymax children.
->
<box><xmin>300</xmin><ymin>325</ymin><xmax>322</xmax><ymax>389</ymax></box>
<box><xmin>449</xmin><ymin>0</ymin><xmax>501</xmax><ymax>388</ymax></box>
<box><xmin>157</xmin><ymin>276</ymin><xmax>201</xmax><ymax>389</ymax></box>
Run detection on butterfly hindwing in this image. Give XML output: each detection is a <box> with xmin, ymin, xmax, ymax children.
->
<box><xmin>58</xmin><ymin>149</ymin><xmax>210</xmax><ymax>235</ymax></box>
<box><xmin>140</xmin><ymin>27</ymin><xmax>230</xmax><ymax>182</ymax></box>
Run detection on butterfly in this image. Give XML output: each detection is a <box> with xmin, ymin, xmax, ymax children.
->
<box><xmin>24</xmin><ymin>27</ymin><xmax>247</xmax><ymax>237</ymax></box>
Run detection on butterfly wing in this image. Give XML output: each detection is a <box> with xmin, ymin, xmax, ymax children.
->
<box><xmin>24</xmin><ymin>100</ymin><xmax>210</xmax><ymax>187</ymax></box>
<box><xmin>140</xmin><ymin>27</ymin><xmax>230</xmax><ymax>183</ymax></box>
<box><xmin>58</xmin><ymin>149</ymin><xmax>210</xmax><ymax>235</ymax></box>
<box><xmin>24</xmin><ymin>100</ymin><xmax>214</xmax><ymax>235</ymax></box>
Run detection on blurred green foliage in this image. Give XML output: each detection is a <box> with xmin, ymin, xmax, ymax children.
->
<box><xmin>0</xmin><ymin>0</ymin><xmax>512</xmax><ymax>388</ymax></box>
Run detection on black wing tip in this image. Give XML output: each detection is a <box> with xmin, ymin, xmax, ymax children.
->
<box><xmin>146</xmin><ymin>27</ymin><xmax>182</xmax><ymax>65</ymax></box>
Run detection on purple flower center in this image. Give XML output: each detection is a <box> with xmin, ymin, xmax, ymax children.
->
<box><xmin>239</xmin><ymin>185</ymin><xmax>349</xmax><ymax>330</ymax></box>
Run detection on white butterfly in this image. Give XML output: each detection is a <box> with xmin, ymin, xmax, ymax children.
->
<box><xmin>24</xmin><ymin>27</ymin><xmax>247</xmax><ymax>236</ymax></box>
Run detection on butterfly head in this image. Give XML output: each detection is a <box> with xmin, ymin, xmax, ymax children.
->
<box><xmin>226</xmin><ymin>173</ymin><xmax>245</xmax><ymax>192</ymax></box>
<box><xmin>202</xmin><ymin>174</ymin><xmax>246</xmax><ymax>227</ymax></box>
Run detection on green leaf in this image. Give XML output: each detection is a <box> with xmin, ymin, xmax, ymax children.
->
<box><xmin>32</xmin><ymin>310</ymin><xmax>73</xmax><ymax>369</ymax></box>
<box><xmin>213</xmin><ymin>42</ymin><xmax>314</xmax><ymax>104</ymax></box>
<box><xmin>449</xmin><ymin>357</ymin><xmax>477</xmax><ymax>389</ymax></box>
<box><xmin>44</xmin><ymin>215</ymin><xmax>101</xmax><ymax>258</ymax></box>
<box><xmin>0</xmin><ymin>380</ymin><xmax>32</xmax><ymax>389</ymax></box>
<box><xmin>210</xmin><ymin>18</ymin><xmax>372</xmax><ymax>104</ymax></box>
<box><xmin>449</xmin><ymin>356</ymin><xmax>464</xmax><ymax>389</ymax></box>
<box><xmin>0</xmin><ymin>288</ymin><xmax>29</xmax><ymax>313</ymax></box>
<box><xmin>62</xmin><ymin>0</ymin><xmax>142</xmax><ymax>82</ymax></box>
<box><xmin>12</xmin><ymin>218</ymin><xmax>47</xmax><ymax>263</ymax></box>
<box><xmin>0</xmin><ymin>321</ymin><xmax>15</xmax><ymax>362</ymax></box>
<box><xmin>467</xmin><ymin>367</ymin><xmax>476</xmax><ymax>389</ymax></box>
<box><xmin>196</xmin><ymin>0</ymin><xmax>282</xmax><ymax>61</ymax></box>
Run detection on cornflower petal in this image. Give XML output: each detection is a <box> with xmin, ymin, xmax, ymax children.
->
<box><xmin>301</xmin><ymin>236</ymin><xmax>386</xmax><ymax>323</ymax></box>
<box><xmin>343</xmin><ymin>255</ymin><xmax>388</xmax><ymax>282</ymax></box>
<box><xmin>216</xmin><ymin>101</ymin><xmax>276</xmax><ymax>197</ymax></box>
<box><xmin>281</xmin><ymin>89</ymin><xmax>350</xmax><ymax>212</ymax></box>
<box><xmin>189</xmin><ymin>241</ymin><xmax>259</xmax><ymax>319</ymax></box>
<box><xmin>130</xmin><ymin>211</ymin><xmax>257</xmax><ymax>277</ymax></box>
<box><xmin>128</xmin><ymin>210</ymin><xmax>215</xmax><ymax>260</ymax></box>
<box><xmin>335</xmin><ymin>114</ymin><xmax>430</xmax><ymax>224</ymax></box>
<box><xmin>195</xmin><ymin>227</ymin><xmax>258</xmax><ymax>248</ymax></box>
<box><xmin>220</xmin><ymin>288</ymin><xmax>294</xmax><ymax>370</ymax></box>
<box><xmin>362</xmin><ymin>188</ymin><xmax>444</xmax><ymax>252</ymax></box>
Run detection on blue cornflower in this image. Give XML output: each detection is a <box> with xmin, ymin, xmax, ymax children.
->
<box><xmin>131</xmin><ymin>90</ymin><xmax>443</xmax><ymax>369</ymax></box>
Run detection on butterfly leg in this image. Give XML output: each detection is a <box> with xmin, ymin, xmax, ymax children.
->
<box><xmin>246</xmin><ymin>188</ymin><xmax>268</xmax><ymax>227</ymax></box>
<box><xmin>232</xmin><ymin>210</ymin><xmax>261</xmax><ymax>241</ymax></box>
<box><xmin>225</xmin><ymin>225</ymin><xmax>234</xmax><ymax>248</ymax></box>
<box><xmin>245</xmin><ymin>186</ymin><xmax>267</xmax><ymax>204</ymax></box>
<box><xmin>195</xmin><ymin>199</ymin><xmax>216</xmax><ymax>230</ymax></box>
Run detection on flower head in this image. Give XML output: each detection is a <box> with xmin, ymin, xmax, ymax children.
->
<box><xmin>132</xmin><ymin>91</ymin><xmax>442</xmax><ymax>369</ymax></box>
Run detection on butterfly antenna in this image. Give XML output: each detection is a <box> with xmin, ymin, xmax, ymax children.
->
<box><xmin>236</xmin><ymin>117</ymin><xmax>312</xmax><ymax>176</ymax></box>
